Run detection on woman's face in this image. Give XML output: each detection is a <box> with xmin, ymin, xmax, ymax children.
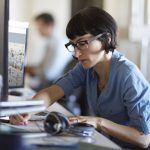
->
<box><xmin>71</xmin><ymin>34</ymin><xmax>105</xmax><ymax>69</ymax></box>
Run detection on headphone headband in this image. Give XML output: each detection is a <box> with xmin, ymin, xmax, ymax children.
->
<box><xmin>44</xmin><ymin>111</ymin><xmax>95</xmax><ymax>137</ymax></box>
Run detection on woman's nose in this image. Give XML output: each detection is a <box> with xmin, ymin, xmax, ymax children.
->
<box><xmin>75</xmin><ymin>48</ymin><xmax>82</xmax><ymax>58</ymax></box>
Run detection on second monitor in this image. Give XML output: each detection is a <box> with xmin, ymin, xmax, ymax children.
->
<box><xmin>8</xmin><ymin>21</ymin><xmax>28</xmax><ymax>88</ymax></box>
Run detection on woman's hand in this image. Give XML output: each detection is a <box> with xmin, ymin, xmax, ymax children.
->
<box><xmin>69</xmin><ymin>115</ymin><xmax>102</xmax><ymax>128</ymax></box>
<box><xmin>9</xmin><ymin>113</ymin><xmax>31</xmax><ymax>125</ymax></box>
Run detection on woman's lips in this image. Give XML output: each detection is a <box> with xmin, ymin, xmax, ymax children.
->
<box><xmin>79</xmin><ymin>59</ymin><xmax>88</xmax><ymax>63</ymax></box>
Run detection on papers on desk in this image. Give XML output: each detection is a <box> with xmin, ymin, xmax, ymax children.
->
<box><xmin>0</xmin><ymin>102</ymin><xmax>72</xmax><ymax>133</ymax></box>
<box><xmin>29</xmin><ymin>102</ymin><xmax>73</xmax><ymax>121</ymax></box>
<box><xmin>29</xmin><ymin>110</ymin><xmax>49</xmax><ymax>121</ymax></box>
<box><xmin>0</xmin><ymin>100</ymin><xmax>44</xmax><ymax>107</ymax></box>
<box><xmin>0</xmin><ymin>100</ymin><xmax>46</xmax><ymax>116</ymax></box>
<box><xmin>47</xmin><ymin>102</ymin><xmax>73</xmax><ymax>117</ymax></box>
<box><xmin>1</xmin><ymin>120</ymin><xmax>44</xmax><ymax>133</ymax></box>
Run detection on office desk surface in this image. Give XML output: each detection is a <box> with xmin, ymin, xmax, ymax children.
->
<box><xmin>0</xmin><ymin>118</ymin><xmax>121</xmax><ymax>150</ymax></box>
<box><xmin>6</xmin><ymin>90</ymin><xmax>121</xmax><ymax>150</ymax></box>
<box><xmin>36</xmin><ymin>142</ymin><xmax>120</xmax><ymax>150</ymax></box>
<box><xmin>25</xmin><ymin>130</ymin><xmax>121</xmax><ymax>150</ymax></box>
<box><xmin>1</xmin><ymin>121</ymin><xmax>121</xmax><ymax>150</ymax></box>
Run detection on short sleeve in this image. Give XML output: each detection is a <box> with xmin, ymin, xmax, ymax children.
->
<box><xmin>54</xmin><ymin>63</ymin><xmax>86</xmax><ymax>96</ymax></box>
<box><xmin>122</xmin><ymin>68</ymin><xmax>150</xmax><ymax>134</ymax></box>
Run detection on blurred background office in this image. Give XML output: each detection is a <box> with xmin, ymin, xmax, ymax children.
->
<box><xmin>9</xmin><ymin>0</ymin><xmax>150</xmax><ymax>114</ymax></box>
<box><xmin>25</xmin><ymin>13</ymin><xmax>73</xmax><ymax>91</ymax></box>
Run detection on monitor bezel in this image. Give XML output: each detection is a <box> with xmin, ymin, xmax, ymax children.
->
<box><xmin>0</xmin><ymin>0</ymin><xmax>9</xmax><ymax>101</ymax></box>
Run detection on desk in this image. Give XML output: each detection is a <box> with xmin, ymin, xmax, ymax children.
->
<box><xmin>23</xmin><ymin>128</ymin><xmax>121</xmax><ymax>150</ymax></box>
<box><xmin>0</xmin><ymin>123</ymin><xmax>121</xmax><ymax>150</ymax></box>
<box><xmin>0</xmin><ymin>121</ymin><xmax>121</xmax><ymax>150</ymax></box>
<box><xmin>1</xmin><ymin>114</ymin><xmax>121</xmax><ymax>150</ymax></box>
<box><xmin>8</xmin><ymin>87</ymin><xmax>36</xmax><ymax>100</ymax></box>
<box><xmin>33</xmin><ymin>132</ymin><xmax>121</xmax><ymax>150</ymax></box>
<box><xmin>6</xmin><ymin>88</ymin><xmax>121</xmax><ymax>150</ymax></box>
<box><xmin>23</xmin><ymin>131</ymin><xmax>121</xmax><ymax>150</ymax></box>
<box><xmin>36</xmin><ymin>142</ymin><xmax>119</xmax><ymax>150</ymax></box>
<box><xmin>0</xmin><ymin>132</ymin><xmax>120</xmax><ymax>150</ymax></box>
<box><xmin>0</xmin><ymin>109</ymin><xmax>121</xmax><ymax>150</ymax></box>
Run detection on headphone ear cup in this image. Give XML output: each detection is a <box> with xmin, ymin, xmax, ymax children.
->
<box><xmin>44</xmin><ymin>112</ymin><xmax>61</xmax><ymax>135</ymax></box>
<box><xmin>44</xmin><ymin>111</ymin><xmax>69</xmax><ymax>135</ymax></box>
<box><xmin>55</xmin><ymin>112</ymin><xmax>69</xmax><ymax>129</ymax></box>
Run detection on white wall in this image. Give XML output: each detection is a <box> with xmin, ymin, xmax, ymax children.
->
<box><xmin>30</xmin><ymin>0</ymin><xmax>71</xmax><ymax>34</ymax></box>
<box><xmin>10</xmin><ymin>0</ymin><xmax>71</xmax><ymax>34</ymax></box>
<box><xmin>103</xmin><ymin>0</ymin><xmax>139</xmax><ymax>63</ymax></box>
<box><xmin>103</xmin><ymin>0</ymin><xmax>130</xmax><ymax>38</ymax></box>
<box><xmin>10</xmin><ymin>0</ymin><xmax>31</xmax><ymax>22</ymax></box>
<box><xmin>104</xmin><ymin>0</ymin><xmax>150</xmax><ymax>82</ymax></box>
<box><xmin>104</xmin><ymin>0</ymin><xmax>130</xmax><ymax>28</ymax></box>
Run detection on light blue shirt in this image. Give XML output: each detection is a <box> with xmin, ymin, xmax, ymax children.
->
<box><xmin>55</xmin><ymin>50</ymin><xmax>150</xmax><ymax>147</ymax></box>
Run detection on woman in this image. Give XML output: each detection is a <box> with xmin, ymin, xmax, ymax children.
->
<box><xmin>10</xmin><ymin>7</ymin><xmax>150</xmax><ymax>149</ymax></box>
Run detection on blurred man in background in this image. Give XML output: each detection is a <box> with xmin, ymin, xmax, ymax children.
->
<box><xmin>26</xmin><ymin>13</ymin><xmax>73</xmax><ymax>91</ymax></box>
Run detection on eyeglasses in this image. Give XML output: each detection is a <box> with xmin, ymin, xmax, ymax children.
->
<box><xmin>65</xmin><ymin>33</ymin><xmax>105</xmax><ymax>55</ymax></box>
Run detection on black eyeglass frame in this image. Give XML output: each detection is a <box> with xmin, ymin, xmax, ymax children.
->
<box><xmin>65</xmin><ymin>33</ymin><xmax>106</xmax><ymax>52</ymax></box>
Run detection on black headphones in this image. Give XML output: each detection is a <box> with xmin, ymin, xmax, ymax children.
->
<box><xmin>44</xmin><ymin>111</ymin><xmax>95</xmax><ymax>137</ymax></box>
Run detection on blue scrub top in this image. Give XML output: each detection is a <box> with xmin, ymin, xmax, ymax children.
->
<box><xmin>55</xmin><ymin>50</ymin><xmax>150</xmax><ymax>147</ymax></box>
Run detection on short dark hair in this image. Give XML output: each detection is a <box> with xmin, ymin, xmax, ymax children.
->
<box><xmin>66</xmin><ymin>7</ymin><xmax>118</xmax><ymax>52</ymax></box>
<box><xmin>35</xmin><ymin>13</ymin><xmax>54</xmax><ymax>24</ymax></box>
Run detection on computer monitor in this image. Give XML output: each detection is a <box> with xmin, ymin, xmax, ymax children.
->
<box><xmin>0</xmin><ymin>0</ymin><xmax>9</xmax><ymax>101</ymax></box>
<box><xmin>0</xmin><ymin>0</ymin><xmax>45</xmax><ymax>117</ymax></box>
<box><xmin>8</xmin><ymin>21</ymin><xmax>28</xmax><ymax>88</ymax></box>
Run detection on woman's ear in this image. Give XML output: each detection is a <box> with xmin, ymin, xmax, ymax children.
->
<box><xmin>108</xmin><ymin>37</ymin><xmax>111</xmax><ymax>44</ymax></box>
<box><xmin>107</xmin><ymin>33</ymin><xmax>111</xmax><ymax>44</ymax></box>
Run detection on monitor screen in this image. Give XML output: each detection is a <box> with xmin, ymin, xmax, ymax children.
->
<box><xmin>8</xmin><ymin>21</ymin><xmax>28</xmax><ymax>88</ymax></box>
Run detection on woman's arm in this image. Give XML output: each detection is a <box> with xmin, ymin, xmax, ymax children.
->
<box><xmin>9</xmin><ymin>84</ymin><xmax>65</xmax><ymax>125</ymax></box>
<box><xmin>33</xmin><ymin>84</ymin><xmax>65</xmax><ymax>107</ymax></box>
<box><xmin>100</xmin><ymin>118</ymin><xmax>150</xmax><ymax>148</ymax></box>
<box><xmin>69</xmin><ymin>116</ymin><xmax>150</xmax><ymax>148</ymax></box>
